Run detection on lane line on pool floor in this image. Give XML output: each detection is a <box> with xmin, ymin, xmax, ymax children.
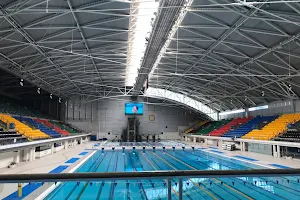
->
<box><xmin>140</xmin><ymin>152</ymin><xmax>180</xmax><ymax>197</ymax></box>
<box><xmin>151</xmin><ymin>152</ymin><xmax>218</xmax><ymax>200</ymax></box>
<box><xmin>199</xmin><ymin>149</ymin><xmax>277</xmax><ymax>169</ymax></box>
<box><xmin>34</xmin><ymin>150</ymin><xmax>97</xmax><ymax>200</ymax></box>
<box><xmin>163</xmin><ymin>152</ymin><xmax>254</xmax><ymax>200</ymax></box>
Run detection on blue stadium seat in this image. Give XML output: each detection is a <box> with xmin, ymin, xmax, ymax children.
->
<box><xmin>222</xmin><ymin>115</ymin><xmax>278</xmax><ymax>138</ymax></box>
<box><xmin>13</xmin><ymin>116</ymin><xmax>61</xmax><ymax>138</ymax></box>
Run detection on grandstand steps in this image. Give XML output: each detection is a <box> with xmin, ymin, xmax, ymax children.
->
<box><xmin>242</xmin><ymin>113</ymin><xmax>300</xmax><ymax>140</ymax></box>
<box><xmin>185</xmin><ymin>120</ymin><xmax>209</xmax><ymax>134</ymax></box>
<box><xmin>208</xmin><ymin>117</ymin><xmax>253</xmax><ymax>137</ymax></box>
<box><xmin>222</xmin><ymin>116</ymin><xmax>277</xmax><ymax>138</ymax></box>
<box><xmin>196</xmin><ymin>119</ymin><xmax>232</xmax><ymax>135</ymax></box>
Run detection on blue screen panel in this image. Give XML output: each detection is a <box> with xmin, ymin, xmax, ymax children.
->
<box><xmin>125</xmin><ymin>103</ymin><xmax>144</xmax><ymax>115</ymax></box>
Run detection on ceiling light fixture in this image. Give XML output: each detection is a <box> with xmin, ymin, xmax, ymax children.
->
<box><xmin>19</xmin><ymin>79</ymin><xmax>23</xmax><ymax>86</ymax></box>
<box><xmin>58</xmin><ymin>98</ymin><xmax>61</xmax><ymax>103</ymax></box>
<box><xmin>261</xmin><ymin>91</ymin><xmax>265</xmax><ymax>97</ymax></box>
<box><xmin>125</xmin><ymin>0</ymin><xmax>159</xmax><ymax>86</ymax></box>
<box><xmin>50</xmin><ymin>93</ymin><xmax>53</xmax><ymax>99</ymax></box>
<box><xmin>149</xmin><ymin>0</ymin><xmax>194</xmax><ymax>79</ymax></box>
<box><xmin>37</xmin><ymin>87</ymin><xmax>41</xmax><ymax>94</ymax></box>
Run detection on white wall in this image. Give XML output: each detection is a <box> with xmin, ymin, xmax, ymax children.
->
<box><xmin>66</xmin><ymin>97</ymin><xmax>200</xmax><ymax>139</ymax></box>
<box><xmin>0</xmin><ymin>151</ymin><xmax>16</xmax><ymax>168</ymax></box>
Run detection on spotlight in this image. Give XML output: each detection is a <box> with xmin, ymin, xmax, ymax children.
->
<box><xmin>50</xmin><ymin>93</ymin><xmax>53</xmax><ymax>99</ymax></box>
<box><xmin>261</xmin><ymin>91</ymin><xmax>265</xmax><ymax>97</ymax></box>
<box><xmin>58</xmin><ymin>98</ymin><xmax>61</xmax><ymax>103</ymax></box>
<box><xmin>65</xmin><ymin>101</ymin><xmax>68</xmax><ymax>106</ymax></box>
<box><xmin>37</xmin><ymin>88</ymin><xmax>40</xmax><ymax>94</ymax></box>
<box><xmin>19</xmin><ymin>79</ymin><xmax>23</xmax><ymax>86</ymax></box>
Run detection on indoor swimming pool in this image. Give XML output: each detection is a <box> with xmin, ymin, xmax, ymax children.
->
<box><xmin>45</xmin><ymin>149</ymin><xmax>300</xmax><ymax>200</ymax></box>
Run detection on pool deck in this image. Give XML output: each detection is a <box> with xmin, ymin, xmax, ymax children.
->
<box><xmin>1</xmin><ymin>141</ymin><xmax>300</xmax><ymax>199</ymax></box>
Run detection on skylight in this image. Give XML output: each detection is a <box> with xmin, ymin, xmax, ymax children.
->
<box><xmin>125</xmin><ymin>0</ymin><xmax>159</xmax><ymax>86</ymax></box>
<box><xmin>145</xmin><ymin>87</ymin><xmax>218</xmax><ymax>120</ymax></box>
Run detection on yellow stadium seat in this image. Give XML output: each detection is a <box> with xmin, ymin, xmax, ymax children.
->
<box><xmin>0</xmin><ymin>113</ymin><xmax>50</xmax><ymax>140</ymax></box>
<box><xmin>242</xmin><ymin>113</ymin><xmax>300</xmax><ymax>140</ymax></box>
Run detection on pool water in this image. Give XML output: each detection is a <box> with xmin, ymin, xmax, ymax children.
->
<box><xmin>45</xmin><ymin>150</ymin><xmax>300</xmax><ymax>200</ymax></box>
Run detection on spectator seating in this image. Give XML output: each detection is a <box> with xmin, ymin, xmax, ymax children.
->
<box><xmin>0</xmin><ymin>95</ymin><xmax>45</xmax><ymax>118</ymax></box>
<box><xmin>208</xmin><ymin>117</ymin><xmax>253</xmax><ymax>137</ymax></box>
<box><xmin>35</xmin><ymin>119</ymin><xmax>70</xmax><ymax>136</ymax></box>
<box><xmin>185</xmin><ymin>120</ymin><xmax>209</xmax><ymax>134</ymax></box>
<box><xmin>275</xmin><ymin>129</ymin><xmax>300</xmax><ymax>142</ymax></box>
<box><xmin>222</xmin><ymin>115</ymin><xmax>278</xmax><ymax>138</ymax></box>
<box><xmin>0</xmin><ymin>130</ymin><xmax>27</xmax><ymax>145</ymax></box>
<box><xmin>51</xmin><ymin>121</ymin><xmax>79</xmax><ymax>134</ymax></box>
<box><xmin>14</xmin><ymin>116</ymin><xmax>61</xmax><ymax>138</ymax></box>
<box><xmin>0</xmin><ymin>114</ymin><xmax>49</xmax><ymax>139</ymax></box>
<box><xmin>196</xmin><ymin>119</ymin><xmax>231</xmax><ymax>135</ymax></box>
<box><xmin>242</xmin><ymin>113</ymin><xmax>300</xmax><ymax>140</ymax></box>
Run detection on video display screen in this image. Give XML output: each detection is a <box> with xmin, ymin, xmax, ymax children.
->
<box><xmin>125</xmin><ymin>103</ymin><xmax>144</xmax><ymax>115</ymax></box>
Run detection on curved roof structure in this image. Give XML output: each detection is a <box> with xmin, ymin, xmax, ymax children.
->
<box><xmin>1</xmin><ymin>0</ymin><xmax>300</xmax><ymax>116</ymax></box>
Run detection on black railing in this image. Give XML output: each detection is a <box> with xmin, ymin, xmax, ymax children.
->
<box><xmin>1</xmin><ymin>168</ymin><xmax>300</xmax><ymax>183</ymax></box>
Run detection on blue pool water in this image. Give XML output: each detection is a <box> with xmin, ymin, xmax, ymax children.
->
<box><xmin>45</xmin><ymin>150</ymin><xmax>300</xmax><ymax>200</ymax></box>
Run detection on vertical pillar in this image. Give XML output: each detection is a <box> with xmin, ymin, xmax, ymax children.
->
<box><xmin>277</xmin><ymin>145</ymin><xmax>281</xmax><ymax>158</ymax></box>
<box><xmin>51</xmin><ymin>143</ymin><xmax>55</xmax><ymax>154</ymax></box>
<box><xmin>219</xmin><ymin>140</ymin><xmax>223</xmax><ymax>149</ymax></box>
<box><xmin>185</xmin><ymin>136</ymin><xmax>188</xmax><ymax>142</ymax></box>
<box><xmin>167</xmin><ymin>179</ymin><xmax>171</xmax><ymax>200</ymax></box>
<box><xmin>14</xmin><ymin>151</ymin><xmax>20</xmax><ymax>164</ymax></box>
<box><xmin>241</xmin><ymin>142</ymin><xmax>244</xmax><ymax>151</ymax></box>
<box><xmin>29</xmin><ymin>148</ymin><xmax>33</xmax><ymax>161</ymax></box>
<box><xmin>205</xmin><ymin>138</ymin><xmax>208</xmax><ymax>144</ymax></box>
<box><xmin>64</xmin><ymin>141</ymin><xmax>68</xmax><ymax>149</ymax></box>
<box><xmin>193</xmin><ymin>137</ymin><xmax>196</xmax><ymax>143</ymax></box>
<box><xmin>178</xmin><ymin>178</ymin><xmax>183</xmax><ymax>200</ymax></box>
<box><xmin>32</xmin><ymin>148</ymin><xmax>35</xmax><ymax>161</ymax></box>
<box><xmin>22</xmin><ymin>149</ymin><xmax>28</xmax><ymax>161</ymax></box>
<box><xmin>80</xmin><ymin>137</ymin><xmax>83</xmax><ymax>144</ymax></box>
<box><xmin>272</xmin><ymin>145</ymin><xmax>277</xmax><ymax>157</ymax></box>
<box><xmin>245</xmin><ymin>108</ymin><xmax>249</xmax><ymax>118</ymax></box>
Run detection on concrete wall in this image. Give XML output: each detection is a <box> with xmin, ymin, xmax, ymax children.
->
<box><xmin>0</xmin><ymin>151</ymin><xmax>16</xmax><ymax>168</ymax></box>
<box><xmin>219</xmin><ymin>99</ymin><xmax>296</xmax><ymax>120</ymax></box>
<box><xmin>66</xmin><ymin>97</ymin><xmax>200</xmax><ymax>139</ymax></box>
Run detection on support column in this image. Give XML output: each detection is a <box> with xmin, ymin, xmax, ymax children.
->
<box><xmin>51</xmin><ymin>143</ymin><xmax>55</xmax><ymax>154</ymax></box>
<box><xmin>80</xmin><ymin>137</ymin><xmax>83</xmax><ymax>144</ymax></box>
<box><xmin>64</xmin><ymin>141</ymin><xmax>68</xmax><ymax>149</ymax></box>
<box><xmin>13</xmin><ymin>151</ymin><xmax>20</xmax><ymax>164</ymax></box>
<box><xmin>241</xmin><ymin>142</ymin><xmax>244</xmax><ymax>151</ymax></box>
<box><xmin>205</xmin><ymin>138</ymin><xmax>208</xmax><ymax>145</ymax></box>
<box><xmin>277</xmin><ymin>145</ymin><xmax>281</xmax><ymax>158</ymax></box>
<box><xmin>219</xmin><ymin>140</ymin><xmax>223</xmax><ymax>149</ymax></box>
<box><xmin>32</xmin><ymin>148</ymin><xmax>35</xmax><ymax>161</ymax></box>
<box><xmin>272</xmin><ymin>145</ymin><xmax>277</xmax><ymax>157</ymax></box>
<box><xmin>193</xmin><ymin>137</ymin><xmax>196</xmax><ymax>143</ymax></box>
<box><xmin>22</xmin><ymin>149</ymin><xmax>28</xmax><ymax>162</ymax></box>
<box><xmin>185</xmin><ymin>136</ymin><xmax>188</xmax><ymax>142</ymax></box>
<box><xmin>29</xmin><ymin>148</ymin><xmax>34</xmax><ymax>161</ymax></box>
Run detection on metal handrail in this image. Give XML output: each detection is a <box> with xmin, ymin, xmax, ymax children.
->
<box><xmin>1</xmin><ymin>169</ymin><xmax>300</xmax><ymax>183</ymax></box>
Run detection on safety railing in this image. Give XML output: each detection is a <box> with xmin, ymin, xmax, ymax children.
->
<box><xmin>1</xmin><ymin>169</ymin><xmax>300</xmax><ymax>200</ymax></box>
